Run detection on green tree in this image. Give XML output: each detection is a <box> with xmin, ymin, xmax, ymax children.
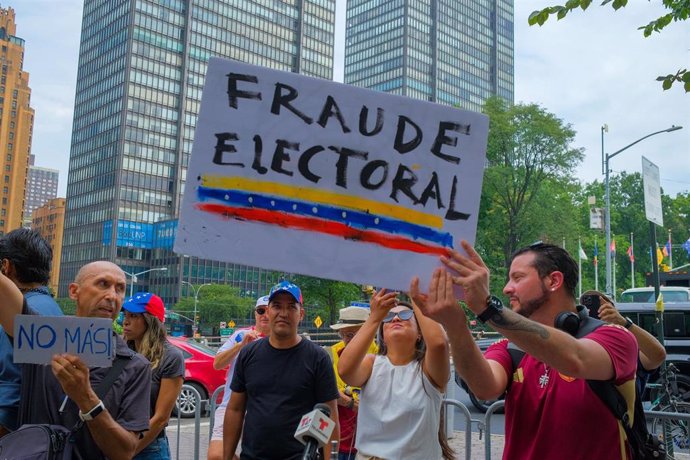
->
<box><xmin>477</xmin><ymin>96</ymin><xmax>584</xmax><ymax>274</ymax></box>
<box><xmin>55</xmin><ymin>297</ymin><xmax>76</xmax><ymax>315</ymax></box>
<box><xmin>528</xmin><ymin>0</ymin><xmax>690</xmax><ymax>92</ymax></box>
<box><xmin>292</xmin><ymin>275</ymin><xmax>364</xmax><ymax>326</ymax></box>
<box><xmin>174</xmin><ymin>285</ymin><xmax>254</xmax><ymax>330</ymax></box>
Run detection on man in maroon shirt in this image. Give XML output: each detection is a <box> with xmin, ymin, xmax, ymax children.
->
<box><xmin>412</xmin><ymin>241</ymin><xmax>637</xmax><ymax>460</ymax></box>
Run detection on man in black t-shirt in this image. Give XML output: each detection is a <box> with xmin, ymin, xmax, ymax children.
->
<box><xmin>224</xmin><ymin>281</ymin><xmax>339</xmax><ymax>460</ymax></box>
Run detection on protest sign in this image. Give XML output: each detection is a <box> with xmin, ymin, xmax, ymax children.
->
<box><xmin>176</xmin><ymin>58</ymin><xmax>489</xmax><ymax>291</ymax></box>
<box><xmin>13</xmin><ymin>316</ymin><xmax>114</xmax><ymax>367</ymax></box>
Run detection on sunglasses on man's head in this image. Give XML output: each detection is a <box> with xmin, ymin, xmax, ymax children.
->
<box><xmin>255</xmin><ymin>307</ymin><xmax>267</xmax><ymax>315</ymax></box>
<box><xmin>382</xmin><ymin>309</ymin><xmax>414</xmax><ymax>323</ymax></box>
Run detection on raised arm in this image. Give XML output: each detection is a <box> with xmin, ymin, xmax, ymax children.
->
<box><xmin>0</xmin><ymin>270</ymin><xmax>26</xmax><ymax>336</ymax></box>
<box><xmin>337</xmin><ymin>289</ymin><xmax>397</xmax><ymax>387</ymax></box>
<box><xmin>214</xmin><ymin>330</ymin><xmax>261</xmax><ymax>370</ymax></box>
<box><xmin>409</xmin><ymin>274</ymin><xmax>449</xmax><ymax>391</ymax></box>
<box><xmin>443</xmin><ymin>241</ymin><xmax>629</xmax><ymax>381</ymax></box>
<box><xmin>599</xmin><ymin>301</ymin><xmax>666</xmax><ymax>371</ymax></box>
<box><xmin>412</xmin><ymin>269</ymin><xmax>509</xmax><ymax>400</ymax></box>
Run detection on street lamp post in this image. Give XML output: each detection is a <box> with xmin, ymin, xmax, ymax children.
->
<box><xmin>603</xmin><ymin>125</ymin><xmax>682</xmax><ymax>298</ymax></box>
<box><xmin>123</xmin><ymin>267</ymin><xmax>168</xmax><ymax>297</ymax></box>
<box><xmin>181</xmin><ymin>281</ymin><xmax>212</xmax><ymax>334</ymax></box>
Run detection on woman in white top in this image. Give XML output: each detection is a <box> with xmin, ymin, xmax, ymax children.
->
<box><xmin>338</xmin><ymin>278</ymin><xmax>453</xmax><ymax>460</ymax></box>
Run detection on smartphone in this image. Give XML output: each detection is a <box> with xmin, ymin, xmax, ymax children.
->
<box><xmin>581</xmin><ymin>294</ymin><xmax>600</xmax><ymax>319</ymax></box>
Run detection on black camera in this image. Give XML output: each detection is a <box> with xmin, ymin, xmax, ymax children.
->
<box><xmin>581</xmin><ymin>294</ymin><xmax>600</xmax><ymax>319</ymax></box>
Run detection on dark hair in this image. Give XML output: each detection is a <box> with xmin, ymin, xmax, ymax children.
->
<box><xmin>0</xmin><ymin>228</ymin><xmax>52</xmax><ymax>284</ymax></box>
<box><xmin>510</xmin><ymin>242</ymin><xmax>578</xmax><ymax>299</ymax></box>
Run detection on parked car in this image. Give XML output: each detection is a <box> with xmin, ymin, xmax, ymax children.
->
<box><xmin>168</xmin><ymin>336</ymin><xmax>227</xmax><ymax>417</ymax></box>
<box><xmin>619</xmin><ymin>287</ymin><xmax>690</xmax><ymax>303</ymax></box>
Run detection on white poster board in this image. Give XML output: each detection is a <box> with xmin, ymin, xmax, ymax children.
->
<box><xmin>13</xmin><ymin>316</ymin><xmax>114</xmax><ymax>367</ymax></box>
<box><xmin>642</xmin><ymin>156</ymin><xmax>663</xmax><ymax>227</ymax></box>
<box><xmin>175</xmin><ymin>58</ymin><xmax>489</xmax><ymax>292</ymax></box>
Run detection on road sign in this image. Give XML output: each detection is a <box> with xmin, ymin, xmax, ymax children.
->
<box><xmin>642</xmin><ymin>156</ymin><xmax>663</xmax><ymax>226</ymax></box>
<box><xmin>220</xmin><ymin>321</ymin><xmax>227</xmax><ymax>328</ymax></box>
<box><xmin>220</xmin><ymin>328</ymin><xmax>233</xmax><ymax>337</ymax></box>
<box><xmin>228</xmin><ymin>320</ymin><xmax>236</xmax><ymax>328</ymax></box>
<box><xmin>314</xmin><ymin>316</ymin><xmax>323</xmax><ymax>328</ymax></box>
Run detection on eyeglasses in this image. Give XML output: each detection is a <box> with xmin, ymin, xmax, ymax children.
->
<box><xmin>339</xmin><ymin>330</ymin><xmax>357</xmax><ymax>339</ymax></box>
<box><xmin>382</xmin><ymin>309</ymin><xmax>414</xmax><ymax>323</ymax></box>
<box><xmin>255</xmin><ymin>307</ymin><xmax>267</xmax><ymax>315</ymax></box>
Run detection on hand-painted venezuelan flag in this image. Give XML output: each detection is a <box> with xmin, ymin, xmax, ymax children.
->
<box><xmin>196</xmin><ymin>176</ymin><xmax>453</xmax><ymax>256</ymax></box>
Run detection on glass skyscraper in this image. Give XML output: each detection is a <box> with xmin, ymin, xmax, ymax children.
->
<box><xmin>60</xmin><ymin>0</ymin><xmax>335</xmax><ymax>305</ymax></box>
<box><xmin>344</xmin><ymin>0</ymin><xmax>513</xmax><ymax>112</ymax></box>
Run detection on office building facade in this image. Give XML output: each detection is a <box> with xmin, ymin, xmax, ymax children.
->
<box><xmin>24</xmin><ymin>155</ymin><xmax>59</xmax><ymax>226</ymax></box>
<box><xmin>32</xmin><ymin>197</ymin><xmax>65</xmax><ymax>294</ymax></box>
<box><xmin>344</xmin><ymin>0</ymin><xmax>514</xmax><ymax>112</ymax></box>
<box><xmin>61</xmin><ymin>0</ymin><xmax>336</xmax><ymax>304</ymax></box>
<box><xmin>0</xmin><ymin>7</ymin><xmax>34</xmax><ymax>235</ymax></box>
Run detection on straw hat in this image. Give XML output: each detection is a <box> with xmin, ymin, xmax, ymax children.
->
<box><xmin>330</xmin><ymin>306</ymin><xmax>370</xmax><ymax>330</ymax></box>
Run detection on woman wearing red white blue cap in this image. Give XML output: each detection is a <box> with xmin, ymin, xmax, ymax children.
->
<box><xmin>123</xmin><ymin>292</ymin><xmax>185</xmax><ymax>459</ymax></box>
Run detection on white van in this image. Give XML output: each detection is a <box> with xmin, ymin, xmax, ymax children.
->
<box><xmin>619</xmin><ymin>286</ymin><xmax>690</xmax><ymax>303</ymax></box>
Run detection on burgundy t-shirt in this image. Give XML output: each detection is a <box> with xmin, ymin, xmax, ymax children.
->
<box><xmin>485</xmin><ymin>324</ymin><xmax>637</xmax><ymax>460</ymax></box>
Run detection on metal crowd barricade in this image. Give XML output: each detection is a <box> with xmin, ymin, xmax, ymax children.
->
<box><xmin>173</xmin><ymin>383</ymin><xmax>203</xmax><ymax>460</ymax></box>
<box><xmin>442</xmin><ymin>398</ymin><xmax>475</xmax><ymax>460</ymax></box>
<box><xmin>208</xmin><ymin>385</ymin><xmax>225</xmax><ymax>440</ymax></box>
<box><xmin>483</xmin><ymin>400</ymin><xmax>505</xmax><ymax>459</ymax></box>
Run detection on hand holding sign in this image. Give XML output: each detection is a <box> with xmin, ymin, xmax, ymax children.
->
<box><xmin>411</xmin><ymin>268</ymin><xmax>465</xmax><ymax>327</ymax></box>
<box><xmin>369</xmin><ymin>289</ymin><xmax>398</xmax><ymax>323</ymax></box>
<box><xmin>51</xmin><ymin>354</ymin><xmax>93</xmax><ymax>407</ymax></box>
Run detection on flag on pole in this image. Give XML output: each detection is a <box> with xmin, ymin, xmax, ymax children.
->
<box><xmin>579</xmin><ymin>243</ymin><xmax>588</xmax><ymax>261</ymax></box>
<box><xmin>593</xmin><ymin>241</ymin><xmax>598</xmax><ymax>266</ymax></box>
<box><xmin>610</xmin><ymin>239</ymin><xmax>616</xmax><ymax>254</ymax></box>
<box><xmin>683</xmin><ymin>238</ymin><xmax>690</xmax><ymax>257</ymax></box>
<box><xmin>626</xmin><ymin>245</ymin><xmax>634</xmax><ymax>263</ymax></box>
<box><xmin>657</xmin><ymin>244</ymin><xmax>664</xmax><ymax>265</ymax></box>
<box><xmin>664</xmin><ymin>240</ymin><xmax>671</xmax><ymax>257</ymax></box>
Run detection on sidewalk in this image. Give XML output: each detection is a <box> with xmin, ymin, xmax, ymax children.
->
<box><xmin>167</xmin><ymin>420</ymin><xmax>506</xmax><ymax>459</ymax></box>
<box><xmin>447</xmin><ymin>431</ymin><xmax>504</xmax><ymax>459</ymax></box>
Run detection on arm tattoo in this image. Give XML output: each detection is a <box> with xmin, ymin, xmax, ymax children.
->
<box><xmin>488</xmin><ymin>310</ymin><xmax>550</xmax><ymax>340</ymax></box>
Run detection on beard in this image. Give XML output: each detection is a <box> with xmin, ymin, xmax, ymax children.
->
<box><xmin>515</xmin><ymin>282</ymin><xmax>550</xmax><ymax>318</ymax></box>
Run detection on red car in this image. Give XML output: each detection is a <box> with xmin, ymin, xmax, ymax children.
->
<box><xmin>168</xmin><ymin>336</ymin><xmax>227</xmax><ymax>417</ymax></box>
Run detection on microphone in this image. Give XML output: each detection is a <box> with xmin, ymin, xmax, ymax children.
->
<box><xmin>294</xmin><ymin>403</ymin><xmax>335</xmax><ymax>460</ymax></box>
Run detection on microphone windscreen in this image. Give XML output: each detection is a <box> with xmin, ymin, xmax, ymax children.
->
<box><xmin>314</xmin><ymin>403</ymin><xmax>331</xmax><ymax>417</ymax></box>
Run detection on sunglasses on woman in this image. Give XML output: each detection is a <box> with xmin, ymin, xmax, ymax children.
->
<box><xmin>382</xmin><ymin>309</ymin><xmax>414</xmax><ymax>323</ymax></box>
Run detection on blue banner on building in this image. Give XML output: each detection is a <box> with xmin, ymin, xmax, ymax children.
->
<box><xmin>103</xmin><ymin>219</ymin><xmax>177</xmax><ymax>249</ymax></box>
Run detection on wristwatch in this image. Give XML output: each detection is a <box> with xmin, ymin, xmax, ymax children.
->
<box><xmin>79</xmin><ymin>400</ymin><xmax>105</xmax><ymax>421</ymax></box>
<box><xmin>623</xmin><ymin>317</ymin><xmax>634</xmax><ymax>329</ymax></box>
<box><xmin>477</xmin><ymin>296</ymin><xmax>504</xmax><ymax>323</ymax></box>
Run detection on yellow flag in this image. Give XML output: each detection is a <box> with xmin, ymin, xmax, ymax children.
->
<box><xmin>657</xmin><ymin>246</ymin><xmax>664</xmax><ymax>265</ymax></box>
<box><xmin>656</xmin><ymin>293</ymin><xmax>664</xmax><ymax>312</ymax></box>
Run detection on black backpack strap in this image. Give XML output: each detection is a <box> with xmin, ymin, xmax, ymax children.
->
<box><xmin>94</xmin><ymin>356</ymin><xmax>129</xmax><ymax>400</ymax></box>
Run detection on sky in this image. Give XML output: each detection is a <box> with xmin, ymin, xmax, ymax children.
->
<box><xmin>15</xmin><ymin>0</ymin><xmax>690</xmax><ymax>199</ymax></box>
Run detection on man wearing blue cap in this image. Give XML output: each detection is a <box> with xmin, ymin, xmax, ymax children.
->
<box><xmin>223</xmin><ymin>281</ymin><xmax>339</xmax><ymax>460</ymax></box>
